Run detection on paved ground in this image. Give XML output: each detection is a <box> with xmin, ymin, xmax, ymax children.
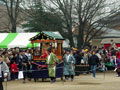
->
<box><xmin>3</xmin><ymin>71</ymin><xmax>120</xmax><ymax>90</ymax></box>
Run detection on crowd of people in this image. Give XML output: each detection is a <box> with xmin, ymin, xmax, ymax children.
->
<box><xmin>0</xmin><ymin>46</ymin><xmax>120</xmax><ymax>89</ymax></box>
<box><xmin>71</xmin><ymin>47</ymin><xmax>120</xmax><ymax>77</ymax></box>
<box><xmin>0</xmin><ymin>48</ymin><xmax>33</xmax><ymax>82</ymax></box>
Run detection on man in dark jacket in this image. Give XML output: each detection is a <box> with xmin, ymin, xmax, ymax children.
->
<box><xmin>74</xmin><ymin>51</ymin><xmax>82</xmax><ymax>65</ymax></box>
<box><xmin>111</xmin><ymin>48</ymin><xmax>116</xmax><ymax>56</ymax></box>
<box><xmin>18</xmin><ymin>50</ymin><xmax>31</xmax><ymax>83</ymax></box>
<box><xmin>88</xmin><ymin>51</ymin><xmax>99</xmax><ymax>78</ymax></box>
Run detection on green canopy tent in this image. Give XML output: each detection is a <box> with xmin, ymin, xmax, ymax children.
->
<box><xmin>0</xmin><ymin>32</ymin><xmax>69</xmax><ymax>48</ymax></box>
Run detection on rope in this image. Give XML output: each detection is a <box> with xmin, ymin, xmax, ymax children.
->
<box><xmin>75</xmin><ymin>66</ymin><xmax>104</xmax><ymax>73</ymax></box>
<box><xmin>11</xmin><ymin>61</ymin><xmax>106</xmax><ymax>74</ymax></box>
<box><xmin>10</xmin><ymin>62</ymin><xmax>64</xmax><ymax>73</ymax></box>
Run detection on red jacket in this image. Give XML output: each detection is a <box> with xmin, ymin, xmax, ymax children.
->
<box><xmin>11</xmin><ymin>63</ymin><xmax>19</xmax><ymax>73</ymax></box>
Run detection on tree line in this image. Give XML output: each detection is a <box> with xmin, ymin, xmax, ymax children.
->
<box><xmin>0</xmin><ymin>0</ymin><xmax>120</xmax><ymax>48</ymax></box>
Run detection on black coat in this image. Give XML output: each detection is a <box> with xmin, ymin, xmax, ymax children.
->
<box><xmin>11</xmin><ymin>57</ymin><xmax>17</xmax><ymax>64</ymax></box>
<box><xmin>74</xmin><ymin>54</ymin><xmax>82</xmax><ymax>65</ymax></box>
<box><xmin>88</xmin><ymin>55</ymin><xmax>99</xmax><ymax>65</ymax></box>
<box><xmin>111</xmin><ymin>50</ymin><xmax>116</xmax><ymax>56</ymax></box>
<box><xmin>17</xmin><ymin>54</ymin><xmax>29</xmax><ymax>70</ymax></box>
<box><xmin>0</xmin><ymin>71</ymin><xmax>3</xmax><ymax>82</ymax></box>
<box><xmin>0</xmin><ymin>62</ymin><xmax>4</xmax><ymax>82</ymax></box>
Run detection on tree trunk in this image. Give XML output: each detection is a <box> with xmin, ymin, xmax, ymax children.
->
<box><xmin>67</xmin><ymin>24</ymin><xmax>75</xmax><ymax>48</ymax></box>
<box><xmin>68</xmin><ymin>36</ymin><xmax>75</xmax><ymax>48</ymax></box>
<box><xmin>77</xmin><ymin>25</ymin><xmax>84</xmax><ymax>49</ymax></box>
<box><xmin>11</xmin><ymin>21</ymin><xmax>17</xmax><ymax>32</ymax></box>
<box><xmin>77</xmin><ymin>34</ymin><xmax>84</xmax><ymax>49</ymax></box>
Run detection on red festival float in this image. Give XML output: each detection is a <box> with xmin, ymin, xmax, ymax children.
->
<box><xmin>30</xmin><ymin>31</ymin><xmax>64</xmax><ymax>81</ymax></box>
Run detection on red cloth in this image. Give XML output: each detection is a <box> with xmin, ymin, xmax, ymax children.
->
<box><xmin>11</xmin><ymin>63</ymin><xmax>19</xmax><ymax>73</ymax></box>
<box><xmin>41</xmin><ymin>49</ymin><xmax>48</xmax><ymax>58</ymax></box>
<box><xmin>104</xmin><ymin>44</ymin><xmax>120</xmax><ymax>49</ymax></box>
<box><xmin>32</xmin><ymin>62</ymin><xmax>47</xmax><ymax>70</ymax></box>
<box><xmin>104</xmin><ymin>44</ymin><xmax>111</xmax><ymax>49</ymax></box>
<box><xmin>116</xmin><ymin>44</ymin><xmax>120</xmax><ymax>47</ymax></box>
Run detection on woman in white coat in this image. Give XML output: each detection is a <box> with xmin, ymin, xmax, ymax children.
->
<box><xmin>0</xmin><ymin>55</ymin><xmax>9</xmax><ymax>90</ymax></box>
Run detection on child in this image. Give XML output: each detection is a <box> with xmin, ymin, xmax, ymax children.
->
<box><xmin>11</xmin><ymin>61</ymin><xmax>19</xmax><ymax>80</ymax></box>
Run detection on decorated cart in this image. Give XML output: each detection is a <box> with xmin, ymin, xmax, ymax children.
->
<box><xmin>30</xmin><ymin>31</ymin><xmax>64</xmax><ymax>81</ymax></box>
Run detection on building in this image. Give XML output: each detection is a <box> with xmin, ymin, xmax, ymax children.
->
<box><xmin>92</xmin><ymin>27</ymin><xmax>120</xmax><ymax>48</ymax></box>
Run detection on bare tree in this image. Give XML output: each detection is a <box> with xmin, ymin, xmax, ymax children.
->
<box><xmin>21</xmin><ymin>0</ymin><xmax>69</xmax><ymax>41</ymax></box>
<box><xmin>75</xmin><ymin>0</ymin><xmax>120</xmax><ymax>48</ymax></box>
<box><xmin>47</xmin><ymin>0</ymin><xmax>75</xmax><ymax>47</ymax></box>
<box><xmin>0</xmin><ymin>0</ymin><xmax>23</xmax><ymax>32</ymax></box>
<box><xmin>48</xmin><ymin>0</ymin><xmax>120</xmax><ymax>48</ymax></box>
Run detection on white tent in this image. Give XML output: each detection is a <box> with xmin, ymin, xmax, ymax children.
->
<box><xmin>8</xmin><ymin>33</ymin><xmax>37</xmax><ymax>48</ymax></box>
<box><xmin>0</xmin><ymin>32</ymin><xmax>69</xmax><ymax>48</ymax></box>
<box><xmin>0</xmin><ymin>33</ymin><xmax>38</xmax><ymax>48</ymax></box>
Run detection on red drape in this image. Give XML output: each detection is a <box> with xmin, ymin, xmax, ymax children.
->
<box><xmin>104</xmin><ymin>44</ymin><xmax>120</xmax><ymax>49</ymax></box>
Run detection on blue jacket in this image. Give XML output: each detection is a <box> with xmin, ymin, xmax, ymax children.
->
<box><xmin>63</xmin><ymin>54</ymin><xmax>75</xmax><ymax>76</ymax></box>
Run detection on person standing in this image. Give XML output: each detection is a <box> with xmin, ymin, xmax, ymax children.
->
<box><xmin>0</xmin><ymin>55</ymin><xmax>9</xmax><ymax>90</ymax></box>
<box><xmin>96</xmin><ymin>50</ymin><xmax>102</xmax><ymax>60</ymax></box>
<box><xmin>10</xmin><ymin>61</ymin><xmax>19</xmax><ymax>80</ymax></box>
<box><xmin>88</xmin><ymin>51</ymin><xmax>100</xmax><ymax>78</ymax></box>
<box><xmin>2</xmin><ymin>51</ymin><xmax>10</xmax><ymax>65</ymax></box>
<box><xmin>74</xmin><ymin>51</ymin><xmax>82</xmax><ymax>65</ymax></box>
<box><xmin>18</xmin><ymin>50</ymin><xmax>31</xmax><ymax>83</ymax></box>
<box><xmin>63</xmin><ymin>49</ymin><xmax>76</xmax><ymax>81</ymax></box>
<box><xmin>115</xmin><ymin>58</ymin><xmax>120</xmax><ymax>77</ymax></box>
<box><xmin>46</xmin><ymin>47</ymin><xmax>59</xmax><ymax>83</ymax></box>
<box><xmin>11</xmin><ymin>53</ymin><xmax>18</xmax><ymax>64</ymax></box>
<box><xmin>24</xmin><ymin>50</ymin><xmax>32</xmax><ymax>81</ymax></box>
<box><xmin>84</xmin><ymin>49</ymin><xmax>89</xmax><ymax>64</ymax></box>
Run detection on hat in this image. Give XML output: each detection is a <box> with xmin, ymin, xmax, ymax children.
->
<box><xmin>47</xmin><ymin>47</ymin><xmax>52</xmax><ymax>52</ymax></box>
<box><xmin>74</xmin><ymin>48</ymin><xmax>78</xmax><ymax>51</ymax></box>
<box><xmin>85</xmin><ymin>49</ymin><xmax>88</xmax><ymax>52</ymax></box>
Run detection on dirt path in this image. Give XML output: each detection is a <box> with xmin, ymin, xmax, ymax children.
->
<box><xmin>3</xmin><ymin>71</ymin><xmax>120</xmax><ymax>90</ymax></box>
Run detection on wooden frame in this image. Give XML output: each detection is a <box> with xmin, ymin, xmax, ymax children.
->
<box><xmin>31</xmin><ymin>40</ymin><xmax>63</xmax><ymax>43</ymax></box>
<box><xmin>31</xmin><ymin>40</ymin><xmax>63</xmax><ymax>61</ymax></box>
<box><xmin>30</xmin><ymin>32</ymin><xmax>64</xmax><ymax>61</ymax></box>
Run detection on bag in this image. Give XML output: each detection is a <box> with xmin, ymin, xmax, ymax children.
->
<box><xmin>81</xmin><ymin>59</ymin><xmax>84</xmax><ymax>64</ymax></box>
<box><xmin>18</xmin><ymin>71</ymin><xmax>24</xmax><ymax>79</ymax></box>
<box><xmin>106</xmin><ymin>62</ymin><xmax>113</xmax><ymax>66</ymax></box>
